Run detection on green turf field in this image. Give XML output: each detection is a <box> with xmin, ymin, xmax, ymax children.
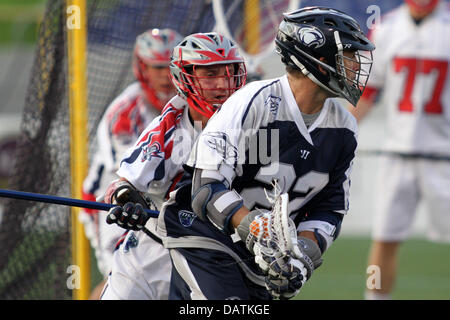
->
<box><xmin>89</xmin><ymin>235</ymin><xmax>450</xmax><ymax>300</ymax></box>
<box><xmin>295</xmin><ymin>236</ymin><xmax>450</xmax><ymax>300</ymax></box>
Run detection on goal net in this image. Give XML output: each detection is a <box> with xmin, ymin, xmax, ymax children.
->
<box><xmin>0</xmin><ymin>0</ymin><xmax>217</xmax><ymax>300</ymax></box>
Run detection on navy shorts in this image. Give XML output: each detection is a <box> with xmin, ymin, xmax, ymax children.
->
<box><xmin>161</xmin><ymin>183</ymin><xmax>271</xmax><ymax>300</ymax></box>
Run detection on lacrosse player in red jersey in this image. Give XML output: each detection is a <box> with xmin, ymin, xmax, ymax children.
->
<box><xmin>79</xmin><ymin>28</ymin><xmax>182</xmax><ymax>299</ymax></box>
<box><xmin>155</xmin><ymin>7</ymin><xmax>375</xmax><ymax>299</ymax></box>
<box><xmin>348</xmin><ymin>0</ymin><xmax>450</xmax><ymax>300</ymax></box>
<box><xmin>99</xmin><ymin>32</ymin><xmax>247</xmax><ymax>299</ymax></box>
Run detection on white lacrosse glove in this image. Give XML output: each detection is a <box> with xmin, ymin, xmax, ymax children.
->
<box><xmin>237</xmin><ymin>209</ymin><xmax>311</xmax><ymax>299</ymax></box>
<box><xmin>236</xmin><ymin>186</ymin><xmax>322</xmax><ymax>299</ymax></box>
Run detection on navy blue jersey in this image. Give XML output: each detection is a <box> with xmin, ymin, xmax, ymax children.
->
<box><xmin>187</xmin><ymin>75</ymin><xmax>358</xmax><ymax>235</ymax></box>
<box><xmin>156</xmin><ymin>75</ymin><xmax>358</xmax><ymax>299</ymax></box>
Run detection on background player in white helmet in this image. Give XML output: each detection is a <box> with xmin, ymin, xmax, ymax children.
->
<box><xmin>98</xmin><ymin>32</ymin><xmax>247</xmax><ymax>300</ymax></box>
<box><xmin>348</xmin><ymin>0</ymin><xmax>450</xmax><ymax>300</ymax></box>
<box><xmin>155</xmin><ymin>7</ymin><xmax>375</xmax><ymax>300</ymax></box>
<box><xmin>79</xmin><ymin>28</ymin><xmax>183</xmax><ymax>299</ymax></box>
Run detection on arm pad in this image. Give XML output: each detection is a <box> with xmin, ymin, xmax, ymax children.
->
<box><xmin>191</xmin><ymin>169</ymin><xmax>243</xmax><ymax>234</ymax></box>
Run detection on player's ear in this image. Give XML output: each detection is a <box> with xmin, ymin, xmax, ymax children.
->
<box><xmin>318</xmin><ymin>57</ymin><xmax>328</xmax><ymax>75</ymax></box>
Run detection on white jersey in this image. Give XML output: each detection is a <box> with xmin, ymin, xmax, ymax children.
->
<box><xmin>83</xmin><ymin>82</ymin><xmax>160</xmax><ymax>201</ymax></box>
<box><xmin>367</xmin><ymin>3</ymin><xmax>450</xmax><ymax>155</ymax></box>
<box><xmin>80</xmin><ymin>81</ymin><xmax>160</xmax><ymax>277</ymax></box>
<box><xmin>187</xmin><ymin>75</ymin><xmax>357</xmax><ymax>234</ymax></box>
<box><xmin>117</xmin><ymin>95</ymin><xmax>201</xmax><ymax>210</ymax></box>
<box><xmin>100</xmin><ymin>96</ymin><xmax>199</xmax><ymax>300</ymax></box>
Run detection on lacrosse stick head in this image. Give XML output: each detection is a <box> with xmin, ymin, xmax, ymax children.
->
<box><xmin>248</xmin><ymin>181</ymin><xmax>301</xmax><ymax>278</ymax></box>
<box><xmin>262</xmin><ymin>182</ymin><xmax>297</xmax><ymax>255</ymax></box>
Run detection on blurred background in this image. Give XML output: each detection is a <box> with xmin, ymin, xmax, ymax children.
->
<box><xmin>0</xmin><ymin>0</ymin><xmax>448</xmax><ymax>300</ymax></box>
<box><xmin>0</xmin><ymin>0</ymin><xmax>45</xmax><ymax>188</ymax></box>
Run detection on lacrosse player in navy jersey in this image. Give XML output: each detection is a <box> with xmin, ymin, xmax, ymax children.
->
<box><xmin>155</xmin><ymin>7</ymin><xmax>375</xmax><ymax>300</ymax></box>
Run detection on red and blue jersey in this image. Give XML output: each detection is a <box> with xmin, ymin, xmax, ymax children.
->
<box><xmin>82</xmin><ymin>82</ymin><xmax>160</xmax><ymax>208</ymax></box>
<box><xmin>117</xmin><ymin>95</ymin><xmax>200</xmax><ymax>209</ymax></box>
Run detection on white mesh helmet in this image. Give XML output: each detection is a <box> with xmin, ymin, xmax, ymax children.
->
<box><xmin>133</xmin><ymin>28</ymin><xmax>183</xmax><ymax>110</ymax></box>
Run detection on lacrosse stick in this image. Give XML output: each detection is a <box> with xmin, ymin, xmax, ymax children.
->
<box><xmin>260</xmin><ymin>180</ymin><xmax>297</xmax><ymax>255</ymax></box>
<box><xmin>0</xmin><ymin>188</ymin><xmax>159</xmax><ymax>238</ymax></box>
<box><xmin>252</xmin><ymin>180</ymin><xmax>312</xmax><ymax>299</ymax></box>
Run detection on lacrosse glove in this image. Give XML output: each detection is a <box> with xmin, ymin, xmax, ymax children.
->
<box><xmin>264</xmin><ymin>236</ymin><xmax>323</xmax><ymax>299</ymax></box>
<box><xmin>236</xmin><ymin>210</ymin><xmax>322</xmax><ymax>299</ymax></box>
<box><xmin>104</xmin><ymin>179</ymin><xmax>153</xmax><ymax>231</ymax></box>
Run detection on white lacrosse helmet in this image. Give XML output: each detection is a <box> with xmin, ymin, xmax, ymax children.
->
<box><xmin>133</xmin><ymin>28</ymin><xmax>183</xmax><ymax>110</ymax></box>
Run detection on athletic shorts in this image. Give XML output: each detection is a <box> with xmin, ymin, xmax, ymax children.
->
<box><xmin>372</xmin><ymin>155</ymin><xmax>450</xmax><ymax>243</ymax></box>
<box><xmin>157</xmin><ymin>184</ymin><xmax>270</xmax><ymax>300</ymax></box>
<box><xmin>79</xmin><ymin>210</ymin><xmax>126</xmax><ymax>277</ymax></box>
<box><xmin>100</xmin><ymin>219</ymin><xmax>172</xmax><ymax>300</ymax></box>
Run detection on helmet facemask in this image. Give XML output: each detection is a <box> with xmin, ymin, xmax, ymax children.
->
<box><xmin>275</xmin><ymin>7</ymin><xmax>375</xmax><ymax>106</ymax></box>
<box><xmin>137</xmin><ymin>61</ymin><xmax>174</xmax><ymax>108</ymax></box>
<box><xmin>170</xmin><ymin>32</ymin><xmax>247</xmax><ymax>118</ymax></box>
<box><xmin>174</xmin><ymin>63</ymin><xmax>246</xmax><ymax>118</ymax></box>
<box><xmin>333</xmin><ymin>35</ymin><xmax>374</xmax><ymax>106</ymax></box>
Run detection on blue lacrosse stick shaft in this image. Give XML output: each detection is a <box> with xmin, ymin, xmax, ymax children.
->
<box><xmin>0</xmin><ymin>188</ymin><xmax>159</xmax><ymax>218</ymax></box>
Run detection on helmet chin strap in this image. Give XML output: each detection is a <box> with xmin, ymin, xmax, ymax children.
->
<box><xmin>290</xmin><ymin>54</ymin><xmax>339</xmax><ymax>96</ymax></box>
<box><xmin>141</xmin><ymin>81</ymin><xmax>165</xmax><ymax>111</ymax></box>
<box><xmin>290</xmin><ymin>31</ymin><xmax>360</xmax><ymax>105</ymax></box>
<box><xmin>186</xmin><ymin>95</ymin><xmax>215</xmax><ymax>119</ymax></box>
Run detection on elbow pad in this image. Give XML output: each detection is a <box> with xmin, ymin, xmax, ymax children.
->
<box><xmin>191</xmin><ymin>172</ymin><xmax>243</xmax><ymax>234</ymax></box>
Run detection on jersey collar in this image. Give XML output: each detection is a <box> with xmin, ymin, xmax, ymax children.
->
<box><xmin>280</xmin><ymin>75</ymin><xmax>330</xmax><ymax>145</ymax></box>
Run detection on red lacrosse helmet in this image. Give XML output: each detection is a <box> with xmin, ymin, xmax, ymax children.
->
<box><xmin>169</xmin><ymin>32</ymin><xmax>247</xmax><ymax>118</ymax></box>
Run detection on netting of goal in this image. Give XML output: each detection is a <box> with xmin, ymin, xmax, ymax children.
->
<box><xmin>0</xmin><ymin>0</ymin><xmax>221</xmax><ymax>300</ymax></box>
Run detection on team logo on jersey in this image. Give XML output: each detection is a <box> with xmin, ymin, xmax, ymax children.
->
<box><xmin>204</xmin><ymin>132</ymin><xmax>238</xmax><ymax>162</ymax></box>
<box><xmin>123</xmin><ymin>232</ymin><xmax>138</xmax><ymax>253</ymax></box>
<box><xmin>264</xmin><ymin>95</ymin><xmax>281</xmax><ymax>117</ymax></box>
<box><xmin>141</xmin><ymin>142</ymin><xmax>163</xmax><ymax>162</ymax></box>
<box><xmin>300</xmin><ymin>149</ymin><xmax>310</xmax><ymax>160</ymax></box>
<box><xmin>298</xmin><ymin>27</ymin><xmax>325</xmax><ymax>48</ymax></box>
<box><xmin>178</xmin><ymin>210</ymin><xmax>197</xmax><ymax>227</ymax></box>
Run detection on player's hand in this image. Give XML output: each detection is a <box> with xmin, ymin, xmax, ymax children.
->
<box><xmin>237</xmin><ymin>210</ymin><xmax>319</xmax><ymax>299</ymax></box>
<box><xmin>104</xmin><ymin>179</ymin><xmax>143</xmax><ymax>206</ymax></box>
<box><xmin>236</xmin><ymin>209</ymin><xmax>271</xmax><ymax>255</ymax></box>
<box><xmin>106</xmin><ymin>202</ymin><xmax>150</xmax><ymax>231</ymax></box>
<box><xmin>261</xmin><ymin>238</ymin><xmax>316</xmax><ymax>299</ymax></box>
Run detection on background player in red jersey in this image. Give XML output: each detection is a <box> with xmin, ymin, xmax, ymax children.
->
<box><xmin>349</xmin><ymin>0</ymin><xmax>450</xmax><ymax>300</ymax></box>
